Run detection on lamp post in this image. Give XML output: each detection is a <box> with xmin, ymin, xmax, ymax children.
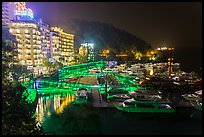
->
<box><xmin>104</xmin><ymin>53</ymin><xmax>109</xmax><ymax>102</ymax></box>
<box><xmin>105</xmin><ymin>72</ymin><xmax>108</xmax><ymax>102</ymax></box>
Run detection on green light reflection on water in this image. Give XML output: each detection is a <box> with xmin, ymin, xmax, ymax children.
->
<box><xmin>24</xmin><ymin>61</ymin><xmax>140</xmax><ymax>106</ymax></box>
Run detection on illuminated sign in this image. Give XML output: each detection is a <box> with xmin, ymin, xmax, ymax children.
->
<box><xmin>81</xmin><ymin>43</ymin><xmax>94</xmax><ymax>48</ymax></box>
<box><xmin>107</xmin><ymin>61</ymin><xmax>117</xmax><ymax>67</ymax></box>
<box><xmin>15</xmin><ymin>2</ymin><xmax>34</xmax><ymax>19</ymax></box>
<box><xmin>27</xmin><ymin>8</ymin><xmax>33</xmax><ymax>15</ymax></box>
<box><xmin>27</xmin><ymin>65</ymin><xmax>33</xmax><ymax>70</ymax></box>
<box><xmin>17</xmin><ymin>2</ymin><xmax>26</xmax><ymax>6</ymax></box>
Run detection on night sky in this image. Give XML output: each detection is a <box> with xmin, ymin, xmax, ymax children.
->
<box><xmin>27</xmin><ymin>2</ymin><xmax>202</xmax><ymax>50</ymax></box>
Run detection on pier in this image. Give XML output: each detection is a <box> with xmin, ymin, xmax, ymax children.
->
<box><xmin>91</xmin><ymin>88</ymin><xmax>115</xmax><ymax>108</ymax></box>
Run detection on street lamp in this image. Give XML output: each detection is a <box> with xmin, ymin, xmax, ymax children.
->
<box><xmin>105</xmin><ymin>72</ymin><xmax>108</xmax><ymax>101</ymax></box>
<box><xmin>104</xmin><ymin>53</ymin><xmax>109</xmax><ymax>102</ymax></box>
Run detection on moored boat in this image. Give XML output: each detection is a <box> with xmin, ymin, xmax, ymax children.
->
<box><xmin>129</xmin><ymin>90</ymin><xmax>166</xmax><ymax>103</ymax></box>
<box><xmin>115</xmin><ymin>98</ymin><xmax>175</xmax><ymax>113</ymax></box>
<box><xmin>112</xmin><ymin>94</ymin><xmax>132</xmax><ymax>101</ymax></box>
<box><xmin>74</xmin><ymin>88</ymin><xmax>89</xmax><ymax>104</ymax></box>
<box><xmin>182</xmin><ymin>90</ymin><xmax>202</xmax><ymax>102</ymax></box>
<box><xmin>191</xmin><ymin>101</ymin><xmax>202</xmax><ymax>111</ymax></box>
<box><xmin>182</xmin><ymin>90</ymin><xmax>202</xmax><ymax>110</ymax></box>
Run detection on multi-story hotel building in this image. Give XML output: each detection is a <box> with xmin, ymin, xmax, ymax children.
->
<box><xmin>38</xmin><ymin>19</ymin><xmax>51</xmax><ymax>58</ymax></box>
<box><xmin>2</xmin><ymin>2</ymin><xmax>16</xmax><ymax>26</ymax></box>
<box><xmin>5</xmin><ymin>2</ymin><xmax>75</xmax><ymax>77</ymax></box>
<box><xmin>8</xmin><ymin>20</ymin><xmax>43</xmax><ymax>67</ymax></box>
<box><xmin>5</xmin><ymin>2</ymin><xmax>51</xmax><ymax>75</ymax></box>
<box><xmin>5</xmin><ymin>2</ymin><xmax>42</xmax><ymax>67</ymax></box>
<box><xmin>50</xmin><ymin>31</ymin><xmax>60</xmax><ymax>62</ymax></box>
<box><xmin>50</xmin><ymin>27</ymin><xmax>74</xmax><ymax>65</ymax></box>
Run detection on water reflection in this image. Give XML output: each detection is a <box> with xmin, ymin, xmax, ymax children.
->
<box><xmin>35</xmin><ymin>93</ymin><xmax>74</xmax><ymax>124</ymax></box>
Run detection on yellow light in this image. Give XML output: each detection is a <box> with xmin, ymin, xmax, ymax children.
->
<box><xmin>16</xmin><ymin>29</ymin><xmax>20</xmax><ymax>33</ymax></box>
<box><xmin>9</xmin><ymin>29</ymin><xmax>13</xmax><ymax>33</ymax></box>
<box><xmin>150</xmin><ymin>69</ymin><xmax>154</xmax><ymax>75</ymax></box>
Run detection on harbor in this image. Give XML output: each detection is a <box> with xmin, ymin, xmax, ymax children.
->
<box><xmin>2</xmin><ymin>2</ymin><xmax>202</xmax><ymax>135</ymax></box>
<box><xmin>30</xmin><ymin>61</ymin><xmax>202</xmax><ymax>135</ymax></box>
<box><xmin>32</xmin><ymin>61</ymin><xmax>202</xmax><ymax>115</ymax></box>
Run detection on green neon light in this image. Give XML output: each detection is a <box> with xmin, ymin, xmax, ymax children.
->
<box><xmin>22</xmin><ymin>88</ymin><xmax>37</xmax><ymax>104</ymax></box>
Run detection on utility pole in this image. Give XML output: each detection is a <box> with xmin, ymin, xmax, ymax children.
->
<box><xmin>105</xmin><ymin>53</ymin><xmax>109</xmax><ymax>102</ymax></box>
<box><xmin>105</xmin><ymin>72</ymin><xmax>108</xmax><ymax>102</ymax></box>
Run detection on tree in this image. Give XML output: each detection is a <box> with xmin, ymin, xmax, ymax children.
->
<box><xmin>53</xmin><ymin>61</ymin><xmax>63</xmax><ymax>69</ymax></box>
<box><xmin>131</xmin><ymin>50</ymin><xmax>143</xmax><ymax>61</ymax></box>
<box><xmin>78</xmin><ymin>53</ymin><xmax>88</xmax><ymax>64</ymax></box>
<box><xmin>2</xmin><ymin>26</ymin><xmax>18</xmax><ymax>83</ymax></box>
<box><xmin>146</xmin><ymin>50</ymin><xmax>160</xmax><ymax>62</ymax></box>
<box><xmin>2</xmin><ymin>26</ymin><xmax>44</xmax><ymax>135</ymax></box>
<box><xmin>42</xmin><ymin>58</ymin><xmax>52</xmax><ymax>74</ymax></box>
<box><xmin>13</xmin><ymin>65</ymin><xmax>32</xmax><ymax>78</ymax></box>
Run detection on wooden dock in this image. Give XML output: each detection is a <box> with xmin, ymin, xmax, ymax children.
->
<box><xmin>91</xmin><ymin>88</ymin><xmax>102</xmax><ymax>107</ymax></box>
<box><xmin>91</xmin><ymin>88</ymin><xmax>115</xmax><ymax>108</ymax></box>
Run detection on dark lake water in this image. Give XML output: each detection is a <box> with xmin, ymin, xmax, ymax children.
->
<box><xmin>35</xmin><ymin>93</ymin><xmax>202</xmax><ymax>135</ymax></box>
<box><xmin>98</xmin><ymin>108</ymin><xmax>202</xmax><ymax>135</ymax></box>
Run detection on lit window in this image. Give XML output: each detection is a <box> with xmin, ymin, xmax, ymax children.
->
<box><xmin>9</xmin><ymin>29</ymin><xmax>13</xmax><ymax>33</ymax></box>
<box><xmin>16</xmin><ymin>29</ymin><xmax>20</xmax><ymax>33</ymax></box>
<box><xmin>25</xmin><ymin>29</ymin><xmax>29</xmax><ymax>33</ymax></box>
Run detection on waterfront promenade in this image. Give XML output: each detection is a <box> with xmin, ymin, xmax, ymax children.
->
<box><xmin>79</xmin><ymin>76</ymin><xmax>115</xmax><ymax>107</ymax></box>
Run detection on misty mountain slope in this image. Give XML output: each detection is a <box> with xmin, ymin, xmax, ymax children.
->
<box><xmin>63</xmin><ymin>19</ymin><xmax>152</xmax><ymax>53</ymax></box>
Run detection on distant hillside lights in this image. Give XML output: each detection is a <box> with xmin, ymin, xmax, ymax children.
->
<box><xmin>156</xmin><ymin>47</ymin><xmax>174</xmax><ymax>51</ymax></box>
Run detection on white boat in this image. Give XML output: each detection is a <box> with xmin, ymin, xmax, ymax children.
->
<box><xmin>182</xmin><ymin>90</ymin><xmax>202</xmax><ymax>102</ymax></box>
<box><xmin>130</xmin><ymin>87</ymin><xmax>162</xmax><ymax>98</ymax></box>
<box><xmin>191</xmin><ymin>101</ymin><xmax>202</xmax><ymax>111</ymax></box>
<box><xmin>195</xmin><ymin>90</ymin><xmax>202</xmax><ymax>96</ymax></box>
<box><xmin>74</xmin><ymin>88</ymin><xmax>89</xmax><ymax>104</ymax></box>
<box><xmin>115</xmin><ymin>98</ymin><xmax>175</xmax><ymax>113</ymax></box>
<box><xmin>112</xmin><ymin>94</ymin><xmax>132</xmax><ymax>101</ymax></box>
<box><xmin>182</xmin><ymin>90</ymin><xmax>202</xmax><ymax>110</ymax></box>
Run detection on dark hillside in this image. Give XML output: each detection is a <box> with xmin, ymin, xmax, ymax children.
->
<box><xmin>63</xmin><ymin>19</ymin><xmax>152</xmax><ymax>53</ymax></box>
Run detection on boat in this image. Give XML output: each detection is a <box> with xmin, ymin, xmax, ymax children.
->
<box><xmin>191</xmin><ymin>102</ymin><xmax>202</xmax><ymax>111</ymax></box>
<box><xmin>129</xmin><ymin>90</ymin><xmax>163</xmax><ymax>103</ymax></box>
<box><xmin>115</xmin><ymin>98</ymin><xmax>175</xmax><ymax>113</ymax></box>
<box><xmin>182</xmin><ymin>90</ymin><xmax>202</xmax><ymax>110</ymax></box>
<box><xmin>112</xmin><ymin>94</ymin><xmax>132</xmax><ymax>101</ymax></box>
<box><xmin>108</xmin><ymin>88</ymin><xmax>129</xmax><ymax>96</ymax></box>
<box><xmin>182</xmin><ymin>90</ymin><xmax>202</xmax><ymax>102</ymax></box>
<box><xmin>74</xmin><ymin>88</ymin><xmax>89</xmax><ymax>104</ymax></box>
<box><xmin>134</xmin><ymin>85</ymin><xmax>162</xmax><ymax>95</ymax></box>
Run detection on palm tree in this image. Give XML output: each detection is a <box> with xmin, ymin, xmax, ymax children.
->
<box><xmin>131</xmin><ymin>50</ymin><xmax>143</xmax><ymax>61</ymax></box>
<box><xmin>78</xmin><ymin>53</ymin><xmax>88</xmax><ymax>64</ymax></box>
<box><xmin>53</xmin><ymin>61</ymin><xmax>63</xmax><ymax>69</ymax></box>
<box><xmin>42</xmin><ymin>58</ymin><xmax>52</xmax><ymax>74</ymax></box>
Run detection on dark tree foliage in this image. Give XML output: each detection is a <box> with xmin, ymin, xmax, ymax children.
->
<box><xmin>2</xmin><ymin>26</ymin><xmax>44</xmax><ymax>135</ymax></box>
